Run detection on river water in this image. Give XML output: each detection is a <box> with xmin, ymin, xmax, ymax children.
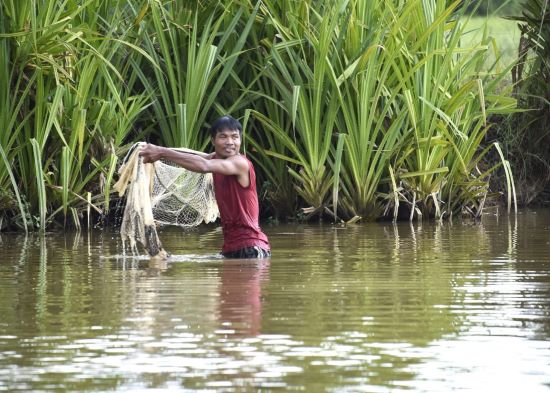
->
<box><xmin>0</xmin><ymin>209</ymin><xmax>549</xmax><ymax>392</ymax></box>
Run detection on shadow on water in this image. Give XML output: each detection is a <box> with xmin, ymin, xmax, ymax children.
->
<box><xmin>0</xmin><ymin>209</ymin><xmax>549</xmax><ymax>391</ymax></box>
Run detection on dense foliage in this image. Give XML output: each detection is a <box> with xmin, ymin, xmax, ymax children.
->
<box><xmin>502</xmin><ymin>0</ymin><xmax>550</xmax><ymax>205</ymax></box>
<box><xmin>0</xmin><ymin>0</ymin><xmax>521</xmax><ymax>231</ymax></box>
<box><xmin>466</xmin><ymin>0</ymin><xmax>523</xmax><ymax>15</ymax></box>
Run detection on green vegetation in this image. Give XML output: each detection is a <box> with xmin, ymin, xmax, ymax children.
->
<box><xmin>466</xmin><ymin>0</ymin><xmax>523</xmax><ymax>16</ymax></box>
<box><xmin>462</xmin><ymin>17</ymin><xmax>521</xmax><ymax>69</ymax></box>
<box><xmin>501</xmin><ymin>0</ymin><xmax>550</xmax><ymax>205</ymax></box>
<box><xmin>0</xmin><ymin>0</ymin><xmax>538</xmax><ymax>231</ymax></box>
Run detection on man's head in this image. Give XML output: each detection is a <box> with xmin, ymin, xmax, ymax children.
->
<box><xmin>209</xmin><ymin>115</ymin><xmax>242</xmax><ymax>139</ymax></box>
<box><xmin>209</xmin><ymin>115</ymin><xmax>243</xmax><ymax>158</ymax></box>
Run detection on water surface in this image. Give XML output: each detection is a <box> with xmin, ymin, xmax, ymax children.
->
<box><xmin>1</xmin><ymin>209</ymin><xmax>549</xmax><ymax>392</ymax></box>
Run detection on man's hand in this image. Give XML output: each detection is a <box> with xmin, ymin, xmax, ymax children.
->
<box><xmin>139</xmin><ymin>143</ymin><xmax>165</xmax><ymax>164</ymax></box>
<box><xmin>138</xmin><ymin>143</ymin><xmax>249</xmax><ymax>186</ymax></box>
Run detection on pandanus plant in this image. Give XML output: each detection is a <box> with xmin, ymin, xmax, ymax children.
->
<box><xmin>0</xmin><ymin>0</ymin><xmax>152</xmax><ymax>230</ymax></box>
<box><xmin>386</xmin><ymin>0</ymin><xmax>517</xmax><ymax>219</ymax></box>
<box><xmin>251</xmin><ymin>0</ymin><xmax>517</xmax><ymax>221</ymax></box>
<box><xmin>133</xmin><ymin>1</ymin><xmax>259</xmax><ymax>150</ymax></box>
<box><xmin>0</xmin><ymin>0</ymin><xmax>519</xmax><ymax>230</ymax></box>
<box><xmin>251</xmin><ymin>0</ymin><xmax>346</xmax><ymax>216</ymax></box>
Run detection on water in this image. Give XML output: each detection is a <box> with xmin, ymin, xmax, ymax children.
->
<box><xmin>0</xmin><ymin>209</ymin><xmax>549</xmax><ymax>392</ymax></box>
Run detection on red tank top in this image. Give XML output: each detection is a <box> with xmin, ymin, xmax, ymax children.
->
<box><xmin>212</xmin><ymin>155</ymin><xmax>270</xmax><ymax>253</ymax></box>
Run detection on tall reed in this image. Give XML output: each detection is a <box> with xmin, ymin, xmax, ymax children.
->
<box><xmin>0</xmin><ymin>0</ymin><xmax>150</xmax><ymax>229</ymax></box>
<box><xmin>250</xmin><ymin>0</ymin><xmax>517</xmax><ymax>220</ymax></box>
<box><xmin>134</xmin><ymin>1</ymin><xmax>258</xmax><ymax>150</ymax></box>
<box><xmin>0</xmin><ymin>0</ymin><xmax>518</xmax><ymax>230</ymax></box>
<box><xmin>250</xmin><ymin>0</ymin><xmax>346</xmax><ymax>213</ymax></box>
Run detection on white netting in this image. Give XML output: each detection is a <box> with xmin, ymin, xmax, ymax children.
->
<box><xmin>113</xmin><ymin>143</ymin><xmax>219</xmax><ymax>257</ymax></box>
<box><xmin>151</xmin><ymin>159</ymin><xmax>219</xmax><ymax>227</ymax></box>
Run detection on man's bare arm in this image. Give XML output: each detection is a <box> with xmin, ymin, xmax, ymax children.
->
<box><xmin>170</xmin><ymin>147</ymin><xmax>214</xmax><ymax>159</ymax></box>
<box><xmin>139</xmin><ymin>144</ymin><xmax>249</xmax><ymax>184</ymax></box>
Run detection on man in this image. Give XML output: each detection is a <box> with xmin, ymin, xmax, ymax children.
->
<box><xmin>139</xmin><ymin>115</ymin><xmax>271</xmax><ymax>258</ymax></box>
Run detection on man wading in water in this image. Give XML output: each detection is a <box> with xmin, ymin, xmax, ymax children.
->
<box><xmin>139</xmin><ymin>115</ymin><xmax>271</xmax><ymax>259</ymax></box>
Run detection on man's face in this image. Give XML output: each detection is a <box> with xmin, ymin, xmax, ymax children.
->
<box><xmin>211</xmin><ymin>128</ymin><xmax>241</xmax><ymax>158</ymax></box>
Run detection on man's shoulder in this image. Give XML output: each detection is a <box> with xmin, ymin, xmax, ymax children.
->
<box><xmin>228</xmin><ymin>154</ymin><xmax>251</xmax><ymax>168</ymax></box>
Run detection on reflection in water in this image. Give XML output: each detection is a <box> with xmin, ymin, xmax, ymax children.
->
<box><xmin>147</xmin><ymin>258</ymin><xmax>168</xmax><ymax>274</ymax></box>
<box><xmin>218</xmin><ymin>259</ymin><xmax>270</xmax><ymax>336</ymax></box>
<box><xmin>0</xmin><ymin>210</ymin><xmax>549</xmax><ymax>392</ymax></box>
<box><xmin>507</xmin><ymin>214</ymin><xmax>518</xmax><ymax>260</ymax></box>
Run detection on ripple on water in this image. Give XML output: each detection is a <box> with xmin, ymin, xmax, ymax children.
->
<box><xmin>0</xmin><ymin>211</ymin><xmax>549</xmax><ymax>391</ymax></box>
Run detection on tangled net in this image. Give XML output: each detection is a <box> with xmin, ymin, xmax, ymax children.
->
<box><xmin>113</xmin><ymin>143</ymin><xmax>219</xmax><ymax>257</ymax></box>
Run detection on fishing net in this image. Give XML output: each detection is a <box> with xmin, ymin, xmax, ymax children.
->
<box><xmin>113</xmin><ymin>143</ymin><xmax>219</xmax><ymax>258</ymax></box>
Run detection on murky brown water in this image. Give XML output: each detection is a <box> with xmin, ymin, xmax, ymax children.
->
<box><xmin>0</xmin><ymin>209</ymin><xmax>549</xmax><ymax>392</ymax></box>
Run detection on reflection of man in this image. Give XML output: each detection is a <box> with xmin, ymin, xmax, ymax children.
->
<box><xmin>146</xmin><ymin>259</ymin><xmax>168</xmax><ymax>276</ymax></box>
<box><xmin>218</xmin><ymin>259</ymin><xmax>270</xmax><ymax>336</ymax></box>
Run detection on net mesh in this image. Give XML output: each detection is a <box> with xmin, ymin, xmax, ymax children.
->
<box><xmin>152</xmin><ymin>159</ymin><xmax>219</xmax><ymax>227</ymax></box>
<box><xmin>113</xmin><ymin>143</ymin><xmax>219</xmax><ymax>257</ymax></box>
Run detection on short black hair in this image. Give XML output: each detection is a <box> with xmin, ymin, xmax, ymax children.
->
<box><xmin>209</xmin><ymin>115</ymin><xmax>242</xmax><ymax>138</ymax></box>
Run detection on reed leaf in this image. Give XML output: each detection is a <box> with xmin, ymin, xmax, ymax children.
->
<box><xmin>136</xmin><ymin>1</ymin><xmax>258</xmax><ymax>149</ymax></box>
<box><xmin>31</xmin><ymin>139</ymin><xmax>46</xmax><ymax>230</ymax></box>
<box><xmin>0</xmin><ymin>145</ymin><xmax>28</xmax><ymax>231</ymax></box>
